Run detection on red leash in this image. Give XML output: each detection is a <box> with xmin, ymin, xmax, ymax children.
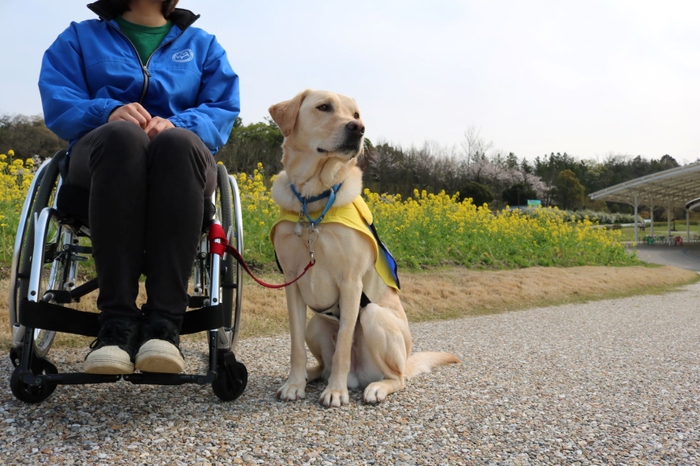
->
<box><xmin>208</xmin><ymin>222</ymin><xmax>315</xmax><ymax>289</ymax></box>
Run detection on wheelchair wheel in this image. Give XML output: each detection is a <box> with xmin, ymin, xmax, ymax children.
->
<box><xmin>10</xmin><ymin>357</ymin><xmax>58</xmax><ymax>404</ymax></box>
<box><xmin>228</xmin><ymin>172</ymin><xmax>244</xmax><ymax>347</ymax></box>
<box><xmin>9</xmin><ymin>154</ymin><xmax>59</xmax><ymax>328</ymax></box>
<box><xmin>27</xmin><ymin>206</ymin><xmax>80</xmax><ymax>355</ymax></box>
<box><xmin>211</xmin><ymin>350</ymin><xmax>248</xmax><ymax>402</ymax></box>
<box><xmin>213</xmin><ymin>164</ymin><xmax>244</xmax><ymax>352</ymax></box>
<box><xmin>9</xmin><ymin>152</ymin><xmax>65</xmax><ymax>357</ymax></box>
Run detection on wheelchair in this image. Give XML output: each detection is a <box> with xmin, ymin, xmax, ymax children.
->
<box><xmin>8</xmin><ymin>150</ymin><xmax>248</xmax><ymax>403</ymax></box>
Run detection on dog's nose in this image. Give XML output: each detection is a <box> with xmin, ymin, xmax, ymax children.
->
<box><xmin>346</xmin><ymin>121</ymin><xmax>365</xmax><ymax>135</ymax></box>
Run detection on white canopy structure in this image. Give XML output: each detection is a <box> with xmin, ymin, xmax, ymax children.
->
<box><xmin>589</xmin><ymin>162</ymin><xmax>700</xmax><ymax>242</ymax></box>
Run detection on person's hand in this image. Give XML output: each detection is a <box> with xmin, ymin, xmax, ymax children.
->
<box><xmin>108</xmin><ymin>103</ymin><xmax>151</xmax><ymax>128</ymax></box>
<box><xmin>144</xmin><ymin>116</ymin><xmax>175</xmax><ymax>139</ymax></box>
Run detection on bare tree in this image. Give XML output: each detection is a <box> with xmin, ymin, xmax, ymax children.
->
<box><xmin>460</xmin><ymin>125</ymin><xmax>493</xmax><ymax>168</ymax></box>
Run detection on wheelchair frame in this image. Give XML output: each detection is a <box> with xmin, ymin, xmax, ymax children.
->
<box><xmin>8</xmin><ymin>150</ymin><xmax>247</xmax><ymax>403</ymax></box>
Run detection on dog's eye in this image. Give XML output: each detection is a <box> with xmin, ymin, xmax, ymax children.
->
<box><xmin>317</xmin><ymin>104</ymin><xmax>331</xmax><ymax>112</ymax></box>
<box><xmin>354</xmin><ymin>112</ymin><xmax>360</xmax><ymax>119</ymax></box>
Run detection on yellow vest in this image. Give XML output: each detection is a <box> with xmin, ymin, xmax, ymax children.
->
<box><xmin>271</xmin><ymin>197</ymin><xmax>400</xmax><ymax>294</ymax></box>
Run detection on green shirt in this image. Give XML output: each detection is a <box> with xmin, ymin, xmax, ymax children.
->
<box><xmin>115</xmin><ymin>16</ymin><xmax>173</xmax><ymax>65</ymax></box>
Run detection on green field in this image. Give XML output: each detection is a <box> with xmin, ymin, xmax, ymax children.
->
<box><xmin>618</xmin><ymin>223</ymin><xmax>700</xmax><ymax>243</ymax></box>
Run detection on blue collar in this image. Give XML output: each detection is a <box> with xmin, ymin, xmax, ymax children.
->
<box><xmin>290</xmin><ymin>183</ymin><xmax>343</xmax><ymax>227</ymax></box>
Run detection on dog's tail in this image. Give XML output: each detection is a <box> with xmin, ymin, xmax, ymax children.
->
<box><xmin>405</xmin><ymin>352</ymin><xmax>460</xmax><ymax>379</ymax></box>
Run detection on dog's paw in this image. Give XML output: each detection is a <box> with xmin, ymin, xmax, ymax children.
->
<box><xmin>277</xmin><ymin>382</ymin><xmax>306</xmax><ymax>401</ymax></box>
<box><xmin>319</xmin><ymin>388</ymin><xmax>350</xmax><ymax>407</ymax></box>
<box><xmin>363</xmin><ymin>382</ymin><xmax>388</xmax><ymax>404</ymax></box>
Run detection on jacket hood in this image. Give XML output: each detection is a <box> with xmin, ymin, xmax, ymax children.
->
<box><xmin>87</xmin><ymin>1</ymin><xmax>199</xmax><ymax>30</ymax></box>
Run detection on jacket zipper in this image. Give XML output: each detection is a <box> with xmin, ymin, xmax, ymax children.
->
<box><xmin>107</xmin><ymin>21</ymin><xmax>182</xmax><ymax>105</ymax></box>
<box><xmin>138</xmin><ymin>65</ymin><xmax>151</xmax><ymax>103</ymax></box>
<box><xmin>140</xmin><ymin>35</ymin><xmax>179</xmax><ymax>102</ymax></box>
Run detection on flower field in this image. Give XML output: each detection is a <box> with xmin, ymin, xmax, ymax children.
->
<box><xmin>0</xmin><ymin>156</ymin><xmax>639</xmax><ymax>272</ymax></box>
<box><xmin>0</xmin><ymin>150</ymin><xmax>34</xmax><ymax>264</ymax></box>
<box><xmin>235</xmin><ymin>164</ymin><xmax>640</xmax><ymax>270</ymax></box>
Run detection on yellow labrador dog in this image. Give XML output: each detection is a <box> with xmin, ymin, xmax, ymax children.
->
<box><xmin>269</xmin><ymin>89</ymin><xmax>459</xmax><ymax>407</ymax></box>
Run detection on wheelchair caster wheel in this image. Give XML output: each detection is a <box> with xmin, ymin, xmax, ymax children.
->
<box><xmin>10</xmin><ymin>359</ymin><xmax>58</xmax><ymax>403</ymax></box>
<box><xmin>212</xmin><ymin>351</ymin><xmax>247</xmax><ymax>402</ymax></box>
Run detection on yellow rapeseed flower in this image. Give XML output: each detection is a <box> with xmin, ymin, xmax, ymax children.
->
<box><xmin>219</xmin><ymin>161</ymin><xmax>634</xmax><ymax>269</ymax></box>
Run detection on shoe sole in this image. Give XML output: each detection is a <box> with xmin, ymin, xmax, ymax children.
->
<box><xmin>84</xmin><ymin>347</ymin><xmax>134</xmax><ymax>374</ymax></box>
<box><xmin>135</xmin><ymin>339</ymin><xmax>185</xmax><ymax>374</ymax></box>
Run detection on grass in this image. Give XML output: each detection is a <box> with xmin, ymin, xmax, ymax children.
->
<box><xmin>617</xmin><ymin>223</ymin><xmax>700</xmax><ymax>242</ymax></box>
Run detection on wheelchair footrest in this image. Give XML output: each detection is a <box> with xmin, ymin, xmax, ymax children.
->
<box><xmin>124</xmin><ymin>372</ymin><xmax>216</xmax><ymax>385</ymax></box>
<box><xmin>17</xmin><ymin>367</ymin><xmax>216</xmax><ymax>386</ymax></box>
<box><xmin>23</xmin><ymin>371</ymin><xmax>121</xmax><ymax>385</ymax></box>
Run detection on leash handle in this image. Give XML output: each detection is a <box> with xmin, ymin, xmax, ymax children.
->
<box><xmin>208</xmin><ymin>222</ymin><xmax>314</xmax><ymax>289</ymax></box>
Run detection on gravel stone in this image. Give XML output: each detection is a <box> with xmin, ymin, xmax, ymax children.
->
<box><xmin>3</xmin><ymin>281</ymin><xmax>700</xmax><ymax>464</ymax></box>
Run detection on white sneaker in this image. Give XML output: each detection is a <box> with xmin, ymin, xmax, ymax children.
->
<box><xmin>135</xmin><ymin>339</ymin><xmax>185</xmax><ymax>373</ymax></box>
<box><xmin>84</xmin><ymin>345</ymin><xmax>135</xmax><ymax>374</ymax></box>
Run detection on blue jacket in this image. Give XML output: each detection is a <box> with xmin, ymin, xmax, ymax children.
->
<box><xmin>38</xmin><ymin>1</ymin><xmax>239</xmax><ymax>154</ymax></box>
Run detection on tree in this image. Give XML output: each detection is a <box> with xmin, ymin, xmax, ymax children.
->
<box><xmin>0</xmin><ymin>114</ymin><xmax>66</xmax><ymax>159</ymax></box>
<box><xmin>658</xmin><ymin>154</ymin><xmax>679</xmax><ymax>170</ymax></box>
<box><xmin>458</xmin><ymin>181</ymin><xmax>494</xmax><ymax>206</ymax></box>
<box><xmin>504</xmin><ymin>152</ymin><xmax>519</xmax><ymax>170</ymax></box>
<box><xmin>553</xmin><ymin>169</ymin><xmax>585</xmax><ymax>210</ymax></box>
<box><xmin>460</xmin><ymin>125</ymin><xmax>492</xmax><ymax>168</ymax></box>
<box><xmin>363</xmin><ymin>142</ymin><xmax>407</xmax><ymax>195</ymax></box>
<box><xmin>216</xmin><ymin>117</ymin><xmax>283</xmax><ymax>176</ymax></box>
<box><xmin>502</xmin><ymin>182</ymin><xmax>537</xmax><ymax>207</ymax></box>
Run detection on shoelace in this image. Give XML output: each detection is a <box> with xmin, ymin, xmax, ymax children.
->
<box><xmin>90</xmin><ymin>320</ymin><xmax>139</xmax><ymax>350</ymax></box>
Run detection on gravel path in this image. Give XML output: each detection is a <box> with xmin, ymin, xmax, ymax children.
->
<box><xmin>2</xmin><ymin>281</ymin><xmax>700</xmax><ymax>465</ymax></box>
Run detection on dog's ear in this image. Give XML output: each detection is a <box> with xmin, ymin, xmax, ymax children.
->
<box><xmin>268</xmin><ymin>89</ymin><xmax>310</xmax><ymax>137</ymax></box>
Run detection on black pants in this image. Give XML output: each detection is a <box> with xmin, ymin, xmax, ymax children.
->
<box><xmin>68</xmin><ymin>121</ymin><xmax>217</xmax><ymax>327</ymax></box>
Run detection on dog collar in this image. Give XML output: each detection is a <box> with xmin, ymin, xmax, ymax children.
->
<box><xmin>290</xmin><ymin>183</ymin><xmax>343</xmax><ymax>227</ymax></box>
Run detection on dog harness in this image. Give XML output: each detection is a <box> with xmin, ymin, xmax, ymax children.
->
<box><xmin>271</xmin><ymin>195</ymin><xmax>400</xmax><ymax>320</ymax></box>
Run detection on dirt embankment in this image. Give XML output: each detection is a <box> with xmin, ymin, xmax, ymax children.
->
<box><xmin>239</xmin><ymin>265</ymin><xmax>698</xmax><ymax>337</ymax></box>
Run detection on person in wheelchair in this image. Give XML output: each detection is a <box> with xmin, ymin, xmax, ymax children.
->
<box><xmin>38</xmin><ymin>0</ymin><xmax>239</xmax><ymax>375</ymax></box>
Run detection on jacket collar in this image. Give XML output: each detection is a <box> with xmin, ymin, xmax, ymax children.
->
<box><xmin>87</xmin><ymin>1</ymin><xmax>199</xmax><ymax>30</ymax></box>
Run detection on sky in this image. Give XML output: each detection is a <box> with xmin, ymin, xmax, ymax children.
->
<box><xmin>1</xmin><ymin>0</ymin><xmax>698</xmax><ymax>163</ymax></box>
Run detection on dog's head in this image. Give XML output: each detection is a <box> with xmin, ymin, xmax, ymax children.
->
<box><xmin>269</xmin><ymin>89</ymin><xmax>365</xmax><ymax>162</ymax></box>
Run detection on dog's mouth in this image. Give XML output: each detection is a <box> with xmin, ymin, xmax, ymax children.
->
<box><xmin>317</xmin><ymin>135</ymin><xmax>364</xmax><ymax>157</ymax></box>
<box><xmin>316</xmin><ymin>146</ymin><xmax>362</xmax><ymax>158</ymax></box>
